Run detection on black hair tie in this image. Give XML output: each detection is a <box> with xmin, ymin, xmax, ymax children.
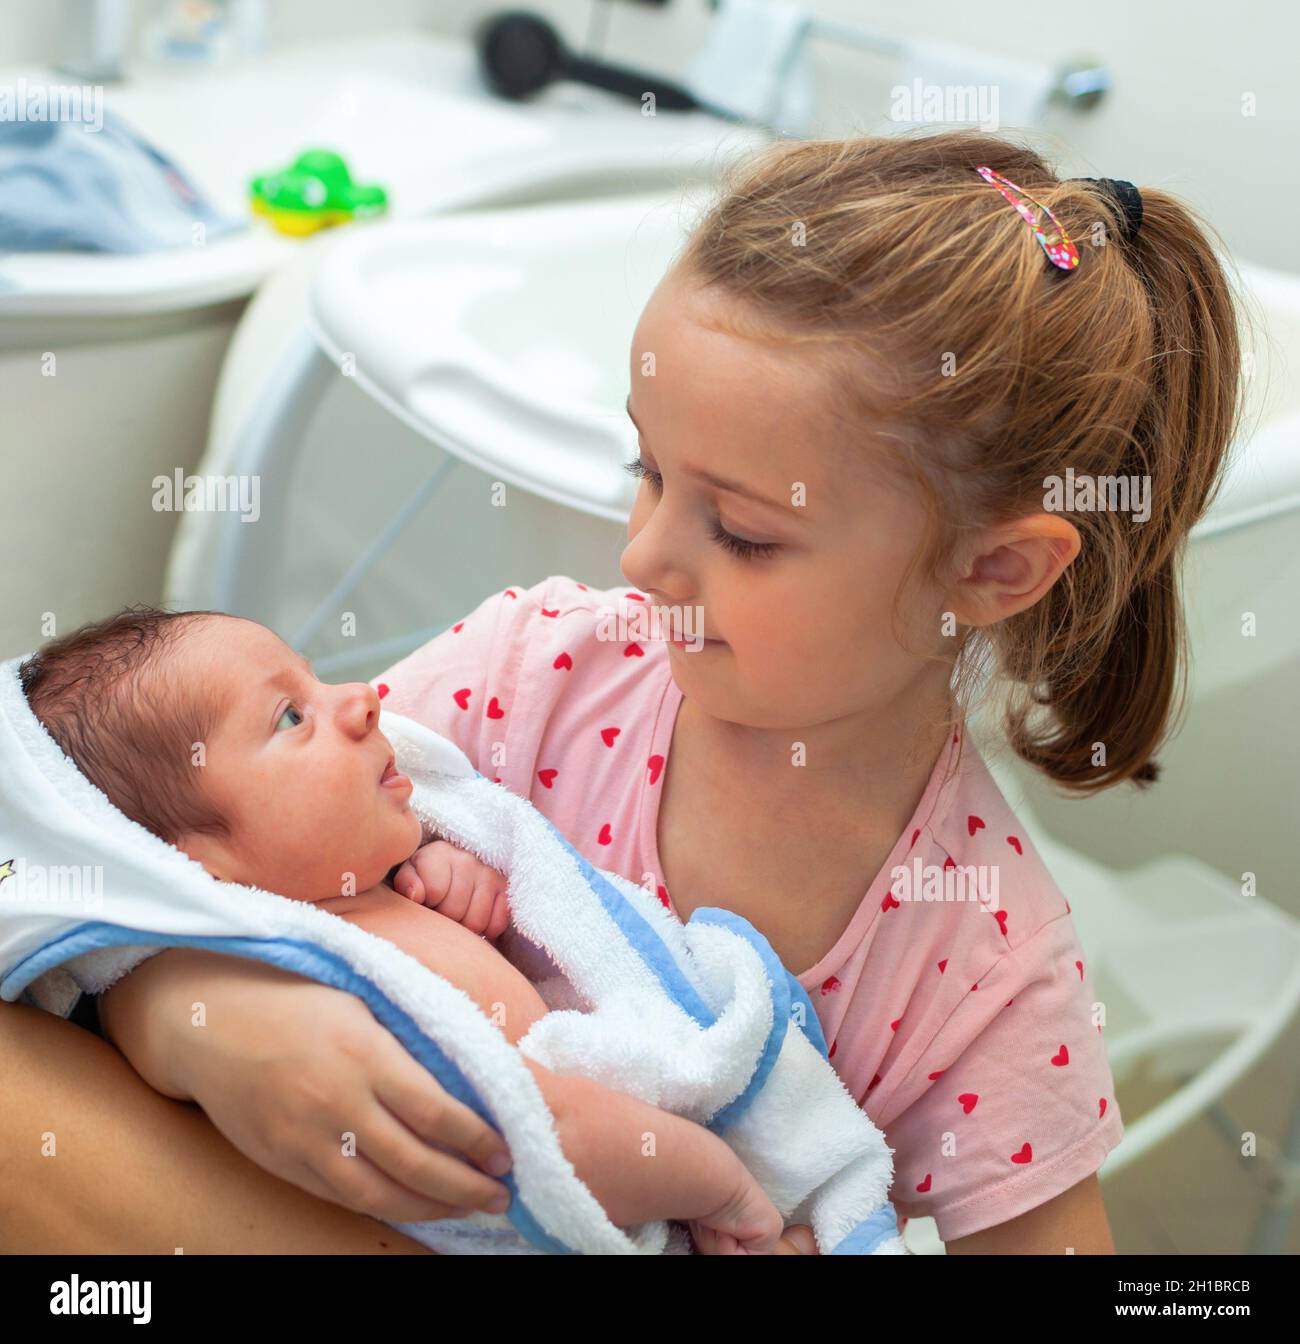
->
<box><xmin>1069</xmin><ymin>176</ymin><xmax>1144</xmax><ymax>245</ymax></box>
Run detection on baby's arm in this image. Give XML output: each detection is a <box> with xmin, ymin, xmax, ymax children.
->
<box><xmin>329</xmin><ymin>883</ymin><xmax>781</xmax><ymax>1251</ymax></box>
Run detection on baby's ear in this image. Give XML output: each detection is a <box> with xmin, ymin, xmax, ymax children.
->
<box><xmin>174</xmin><ymin>828</ymin><xmax>232</xmax><ymax>881</ymax></box>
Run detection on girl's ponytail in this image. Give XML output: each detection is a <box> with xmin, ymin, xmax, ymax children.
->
<box><xmin>1003</xmin><ymin>183</ymin><xmax>1245</xmax><ymax>790</ymax></box>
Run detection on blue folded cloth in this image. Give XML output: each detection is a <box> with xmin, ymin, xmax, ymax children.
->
<box><xmin>0</xmin><ymin>107</ymin><xmax>244</xmax><ymax>253</ymax></box>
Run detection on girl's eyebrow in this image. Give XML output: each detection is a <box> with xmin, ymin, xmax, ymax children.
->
<box><xmin>625</xmin><ymin>394</ymin><xmax>808</xmax><ymax>520</ymax></box>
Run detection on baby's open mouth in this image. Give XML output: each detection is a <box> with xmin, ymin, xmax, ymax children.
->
<box><xmin>380</xmin><ymin>756</ymin><xmax>410</xmax><ymax>790</ymax></box>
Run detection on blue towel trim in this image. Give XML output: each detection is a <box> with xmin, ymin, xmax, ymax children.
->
<box><xmin>686</xmin><ymin>907</ymin><xmax>790</xmax><ymax>1132</ymax></box>
<box><xmin>829</xmin><ymin>1202</ymin><xmax>901</xmax><ymax>1255</ymax></box>
<box><xmin>526</xmin><ymin>802</ymin><xmax>719</xmax><ymax>1029</ymax></box>
<box><xmin>3</xmin><ymin>922</ymin><xmax>571</xmax><ymax>1254</ymax></box>
<box><xmin>787</xmin><ymin>972</ymin><xmax>830</xmax><ymax>1059</ymax></box>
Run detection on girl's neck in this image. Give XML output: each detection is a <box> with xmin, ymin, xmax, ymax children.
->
<box><xmin>676</xmin><ymin>669</ymin><xmax>957</xmax><ymax>820</ymax></box>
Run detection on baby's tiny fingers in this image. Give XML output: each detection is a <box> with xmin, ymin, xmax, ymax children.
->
<box><xmin>486</xmin><ymin>890</ymin><xmax>510</xmax><ymax>940</ymax></box>
<box><xmin>393</xmin><ymin>862</ymin><xmax>425</xmax><ymax>904</ymax></box>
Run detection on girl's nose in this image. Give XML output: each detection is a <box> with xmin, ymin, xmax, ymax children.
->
<box><xmin>622</xmin><ymin>502</ymin><xmax>696</xmax><ymax>605</ymax></box>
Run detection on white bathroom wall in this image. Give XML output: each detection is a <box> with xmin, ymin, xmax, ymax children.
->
<box><xmin>462</xmin><ymin>0</ymin><xmax>1285</xmax><ymax>275</ymax></box>
<box><xmin>7</xmin><ymin>3</ymin><xmax>1292</xmax><ymax>272</ymax></box>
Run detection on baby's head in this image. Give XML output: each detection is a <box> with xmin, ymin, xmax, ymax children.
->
<box><xmin>622</xmin><ymin>129</ymin><xmax>1244</xmax><ymax>791</ymax></box>
<box><xmin>21</xmin><ymin>608</ymin><xmax>422</xmax><ymax>902</ymax></box>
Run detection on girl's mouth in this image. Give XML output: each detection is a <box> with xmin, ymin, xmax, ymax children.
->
<box><xmin>669</xmin><ymin>634</ymin><xmax>725</xmax><ymax>650</ymax></box>
<box><xmin>380</xmin><ymin>756</ymin><xmax>412</xmax><ymax>792</ymax></box>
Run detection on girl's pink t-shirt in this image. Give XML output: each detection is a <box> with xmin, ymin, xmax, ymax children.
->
<box><xmin>374</xmin><ymin>575</ymin><xmax>1124</xmax><ymax>1243</ymax></box>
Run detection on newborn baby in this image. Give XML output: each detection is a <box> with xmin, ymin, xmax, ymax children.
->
<box><xmin>21</xmin><ymin>606</ymin><xmax>788</xmax><ymax>1254</ymax></box>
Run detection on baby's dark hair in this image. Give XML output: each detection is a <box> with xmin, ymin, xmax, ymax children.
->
<box><xmin>20</xmin><ymin>606</ymin><xmax>230</xmax><ymax>844</ymax></box>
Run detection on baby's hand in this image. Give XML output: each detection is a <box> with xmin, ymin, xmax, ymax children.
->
<box><xmin>392</xmin><ymin>840</ymin><xmax>510</xmax><ymax>939</ymax></box>
<box><xmin>687</xmin><ymin>1169</ymin><xmax>784</xmax><ymax>1255</ymax></box>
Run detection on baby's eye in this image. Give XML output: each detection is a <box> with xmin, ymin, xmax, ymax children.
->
<box><xmin>275</xmin><ymin>704</ymin><xmax>304</xmax><ymax>731</ymax></box>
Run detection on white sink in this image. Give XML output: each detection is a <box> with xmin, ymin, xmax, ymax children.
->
<box><xmin>0</xmin><ymin>30</ymin><xmax>764</xmax><ymax>317</ymax></box>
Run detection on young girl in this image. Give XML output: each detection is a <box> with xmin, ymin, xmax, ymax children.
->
<box><xmin>10</xmin><ymin>129</ymin><xmax>1241</xmax><ymax>1255</ymax></box>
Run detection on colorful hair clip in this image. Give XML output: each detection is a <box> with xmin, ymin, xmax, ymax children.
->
<box><xmin>975</xmin><ymin>165</ymin><xmax>1080</xmax><ymax>271</ymax></box>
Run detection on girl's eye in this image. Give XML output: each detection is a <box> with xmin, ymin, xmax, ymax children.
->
<box><xmin>623</xmin><ymin>455</ymin><xmax>662</xmax><ymax>490</ymax></box>
<box><xmin>625</xmin><ymin>455</ymin><xmax>780</xmax><ymax>560</ymax></box>
<box><xmin>709</xmin><ymin>519</ymin><xmax>781</xmax><ymax>560</ymax></box>
<box><xmin>275</xmin><ymin>704</ymin><xmax>304</xmax><ymax>731</ymax></box>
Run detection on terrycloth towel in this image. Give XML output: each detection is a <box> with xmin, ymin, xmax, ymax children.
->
<box><xmin>0</xmin><ymin>107</ymin><xmax>242</xmax><ymax>253</ymax></box>
<box><xmin>0</xmin><ymin>656</ymin><xmax>903</xmax><ymax>1255</ymax></box>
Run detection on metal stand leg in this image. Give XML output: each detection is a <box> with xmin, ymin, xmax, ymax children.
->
<box><xmin>291</xmin><ymin>455</ymin><xmax>458</xmax><ymax>652</ymax></box>
<box><xmin>208</xmin><ymin>327</ymin><xmax>336</xmax><ymax>625</ymax></box>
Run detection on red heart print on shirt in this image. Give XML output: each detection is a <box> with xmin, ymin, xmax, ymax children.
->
<box><xmin>1007</xmin><ymin>835</ymin><xmax>1023</xmax><ymax>855</ymax></box>
<box><xmin>656</xmin><ymin>885</ymin><xmax>670</xmax><ymax>908</ymax></box>
<box><xmin>915</xmin><ymin>1173</ymin><xmax>932</xmax><ymax>1194</ymax></box>
<box><xmin>937</xmin><ymin>959</ymin><xmax>948</xmax><ymax>973</ymax></box>
<box><xmin>452</xmin><ymin>621</ymin><xmax>464</xmax><ymax>633</ymax></box>
<box><xmin>1051</xmin><ymin>1045</ymin><xmax>1070</xmax><ymax>1066</ymax></box>
<box><xmin>375</xmin><ymin>683</ymin><xmax>389</xmax><ymax>699</ymax></box>
<box><xmin>647</xmin><ymin>755</ymin><xmax>664</xmax><ymax>785</ymax></box>
<box><xmin>541</xmin><ymin>608</ymin><xmax>559</xmax><ymax>617</ymax></box>
<box><xmin>1099</xmin><ymin>1098</ymin><xmax>1108</xmax><ymax>1118</ymax></box>
<box><xmin>624</xmin><ymin>643</ymin><xmax>644</xmax><ymax>657</ymax></box>
<box><xmin>453</xmin><ymin>688</ymin><xmax>471</xmax><ymax>710</ymax></box>
<box><xmin>958</xmin><ymin>1092</ymin><xmax>979</xmax><ymax>1114</ymax></box>
<box><xmin>486</xmin><ymin>697</ymin><xmax>505</xmax><ymax>719</ymax></box>
<box><xmin>553</xmin><ymin>651</ymin><xmax>573</xmax><ymax>670</ymax></box>
<box><xmin>1010</xmin><ymin>1143</ymin><xmax>1033</xmax><ymax>1164</ymax></box>
<box><xmin>968</xmin><ymin>815</ymin><xmax>985</xmax><ymax>836</ymax></box>
<box><xmin>600</xmin><ymin>726</ymin><xmax>620</xmax><ymax>747</ymax></box>
<box><xmin>598</xmin><ymin>823</ymin><xmax>613</xmax><ymax>845</ymax></box>
<box><xmin>538</xmin><ymin>769</ymin><xmax>558</xmax><ymax>789</ymax></box>
<box><xmin>821</xmin><ymin>975</ymin><xmax>841</xmax><ymax>995</ymax></box>
<box><xmin>881</xmin><ymin>891</ymin><xmax>900</xmax><ymax>912</ymax></box>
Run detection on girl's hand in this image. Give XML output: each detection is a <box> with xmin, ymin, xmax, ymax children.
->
<box><xmin>392</xmin><ymin>840</ymin><xmax>510</xmax><ymax>939</ymax></box>
<box><xmin>774</xmin><ymin>1224</ymin><xmax>820</xmax><ymax>1254</ymax></box>
<box><xmin>99</xmin><ymin>949</ymin><xmax>514</xmax><ymax>1224</ymax></box>
<box><xmin>686</xmin><ymin>1170</ymin><xmax>785</xmax><ymax>1255</ymax></box>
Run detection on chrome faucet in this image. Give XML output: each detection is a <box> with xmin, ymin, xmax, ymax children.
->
<box><xmin>57</xmin><ymin>0</ymin><xmax>134</xmax><ymax>83</ymax></box>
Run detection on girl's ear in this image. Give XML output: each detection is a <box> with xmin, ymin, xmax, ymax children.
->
<box><xmin>947</xmin><ymin>516</ymin><xmax>1080</xmax><ymax>628</ymax></box>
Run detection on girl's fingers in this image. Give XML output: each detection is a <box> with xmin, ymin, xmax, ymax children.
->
<box><xmin>774</xmin><ymin>1224</ymin><xmax>819</xmax><ymax>1255</ymax></box>
<box><xmin>360</xmin><ymin>1108</ymin><xmax>511</xmax><ymax>1218</ymax></box>
<box><xmin>298</xmin><ymin>1148</ymin><xmax>476</xmax><ymax>1225</ymax></box>
<box><xmin>342</xmin><ymin>1098</ymin><xmax>510</xmax><ymax>1216</ymax></box>
<box><xmin>373</xmin><ymin>1042</ymin><xmax>512</xmax><ymax>1183</ymax></box>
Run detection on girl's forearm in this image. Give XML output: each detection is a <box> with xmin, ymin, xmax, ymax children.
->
<box><xmin>523</xmin><ymin>1059</ymin><xmax>743</xmax><ymax>1226</ymax></box>
<box><xmin>98</xmin><ymin>947</ymin><xmax>226</xmax><ymax>1099</ymax></box>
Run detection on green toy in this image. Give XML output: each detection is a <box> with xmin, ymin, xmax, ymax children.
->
<box><xmin>250</xmin><ymin>149</ymin><xmax>388</xmax><ymax>236</ymax></box>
